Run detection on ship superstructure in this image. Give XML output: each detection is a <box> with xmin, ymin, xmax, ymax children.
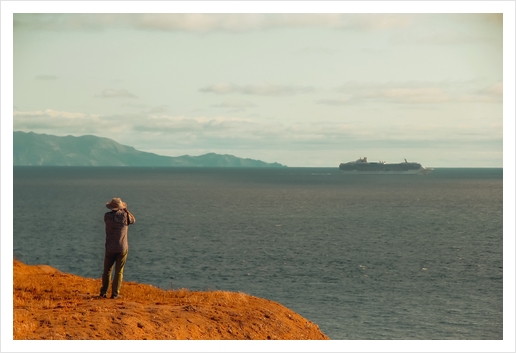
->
<box><xmin>339</xmin><ymin>157</ymin><xmax>433</xmax><ymax>175</ymax></box>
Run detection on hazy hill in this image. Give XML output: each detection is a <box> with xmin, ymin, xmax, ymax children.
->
<box><xmin>13</xmin><ymin>131</ymin><xmax>286</xmax><ymax>167</ymax></box>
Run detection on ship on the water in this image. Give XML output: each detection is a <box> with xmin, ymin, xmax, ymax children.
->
<box><xmin>339</xmin><ymin>157</ymin><xmax>433</xmax><ymax>175</ymax></box>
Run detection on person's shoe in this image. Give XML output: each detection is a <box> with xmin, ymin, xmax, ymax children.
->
<box><xmin>99</xmin><ymin>293</ymin><xmax>107</xmax><ymax>298</ymax></box>
<box><xmin>111</xmin><ymin>295</ymin><xmax>122</xmax><ymax>299</ymax></box>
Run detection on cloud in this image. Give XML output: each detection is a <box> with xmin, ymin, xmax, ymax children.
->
<box><xmin>13</xmin><ymin>108</ymin><xmax>501</xmax><ymax>166</ymax></box>
<box><xmin>200</xmin><ymin>82</ymin><xmax>314</xmax><ymax>96</ymax></box>
<box><xmin>316</xmin><ymin>97</ymin><xmax>355</xmax><ymax>106</ymax></box>
<box><xmin>317</xmin><ymin>80</ymin><xmax>503</xmax><ymax>105</ymax></box>
<box><xmin>148</xmin><ymin>105</ymin><xmax>170</xmax><ymax>114</ymax></box>
<box><xmin>391</xmin><ymin>28</ymin><xmax>494</xmax><ymax>46</ymax></box>
<box><xmin>211</xmin><ymin>101</ymin><xmax>256</xmax><ymax>113</ymax></box>
<box><xmin>212</xmin><ymin>101</ymin><xmax>255</xmax><ymax>109</ymax></box>
<box><xmin>13</xmin><ymin>14</ymin><xmax>414</xmax><ymax>33</ymax></box>
<box><xmin>199</xmin><ymin>82</ymin><xmax>236</xmax><ymax>94</ymax></box>
<box><xmin>121</xmin><ymin>102</ymin><xmax>150</xmax><ymax>109</ymax></box>
<box><xmin>388</xmin><ymin>14</ymin><xmax>502</xmax><ymax>46</ymax></box>
<box><xmin>15</xmin><ymin>109</ymin><xmax>92</xmax><ymax>120</ymax></box>
<box><xmin>14</xmin><ymin>109</ymin><xmax>106</xmax><ymax>134</ymax></box>
<box><xmin>133</xmin><ymin>115</ymin><xmax>256</xmax><ymax>134</ymax></box>
<box><xmin>456</xmin><ymin>82</ymin><xmax>503</xmax><ymax>103</ymax></box>
<box><xmin>379</xmin><ymin>88</ymin><xmax>451</xmax><ymax>104</ymax></box>
<box><xmin>35</xmin><ymin>74</ymin><xmax>58</xmax><ymax>80</ymax></box>
<box><xmin>351</xmin><ymin>14</ymin><xmax>414</xmax><ymax>31</ymax></box>
<box><xmin>95</xmin><ymin>89</ymin><xmax>138</xmax><ymax>99</ymax></box>
<box><xmin>480</xmin><ymin>82</ymin><xmax>503</xmax><ymax>96</ymax></box>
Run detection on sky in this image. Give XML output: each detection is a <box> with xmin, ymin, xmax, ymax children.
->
<box><xmin>7</xmin><ymin>6</ymin><xmax>510</xmax><ymax>168</ymax></box>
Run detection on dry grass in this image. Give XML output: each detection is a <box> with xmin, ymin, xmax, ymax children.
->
<box><xmin>13</xmin><ymin>260</ymin><xmax>329</xmax><ymax>340</ymax></box>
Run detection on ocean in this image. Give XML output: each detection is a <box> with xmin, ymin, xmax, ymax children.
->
<box><xmin>13</xmin><ymin>166</ymin><xmax>503</xmax><ymax>340</ymax></box>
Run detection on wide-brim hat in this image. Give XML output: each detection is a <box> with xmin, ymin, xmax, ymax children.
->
<box><xmin>106</xmin><ymin>197</ymin><xmax>127</xmax><ymax>210</ymax></box>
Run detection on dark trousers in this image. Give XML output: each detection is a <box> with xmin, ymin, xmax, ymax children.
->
<box><xmin>100</xmin><ymin>250</ymin><xmax>128</xmax><ymax>297</ymax></box>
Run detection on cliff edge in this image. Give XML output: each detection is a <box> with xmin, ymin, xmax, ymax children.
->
<box><xmin>13</xmin><ymin>260</ymin><xmax>329</xmax><ymax>340</ymax></box>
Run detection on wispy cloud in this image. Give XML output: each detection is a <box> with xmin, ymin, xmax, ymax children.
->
<box><xmin>147</xmin><ymin>105</ymin><xmax>170</xmax><ymax>114</ymax></box>
<box><xmin>13</xmin><ymin>109</ymin><xmax>501</xmax><ymax>155</ymax></box>
<box><xmin>13</xmin><ymin>14</ymin><xmax>414</xmax><ymax>33</ymax></box>
<box><xmin>14</xmin><ymin>109</ymin><xmax>106</xmax><ymax>134</ymax></box>
<box><xmin>95</xmin><ymin>89</ymin><xmax>138</xmax><ymax>99</ymax></box>
<box><xmin>212</xmin><ymin>101</ymin><xmax>255</xmax><ymax>109</ymax></box>
<box><xmin>211</xmin><ymin>101</ymin><xmax>256</xmax><ymax>113</ymax></box>
<box><xmin>479</xmin><ymin>82</ymin><xmax>503</xmax><ymax>96</ymax></box>
<box><xmin>121</xmin><ymin>102</ymin><xmax>150</xmax><ymax>109</ymax></box>
<box><xmin>200</xmin><ymin>82</ymin><xmax>314</xmax><ymax>96</ymax></box>
<box><xmin>377</xmin><ymin>87</ymin><xmax>451</xmax><ymax>104</ymax></box>
<box><xmin>391</xmin><ymin>28</ymin><xmax>495</xmax><ymax>46</ymax></box>
<box><xmin>388</xmin><ymin>14</ymin><xmax>502</xmax><ymax>46</ymax></box>
<box><xmin>317</xmin><ymin>81</ymin><xmax>503</xmax><ymax>105</ymax></box>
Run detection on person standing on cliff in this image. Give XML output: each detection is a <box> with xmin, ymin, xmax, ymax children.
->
<box><xmin>100</xmin><ymin>197</ymin><xmax>136</xmax><ymax>299</ymax></box>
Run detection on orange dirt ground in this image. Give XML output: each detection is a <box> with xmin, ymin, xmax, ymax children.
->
<box><xmin>13</xmin><ymin>260</ymin><xmax>329</xmax><ymax>340</ymax></box>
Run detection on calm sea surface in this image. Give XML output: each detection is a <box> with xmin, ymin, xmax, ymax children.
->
<box><xmin>13</xmin><ymin>167</ymin><xmax>503</xmax><ymax>340</ymax></box>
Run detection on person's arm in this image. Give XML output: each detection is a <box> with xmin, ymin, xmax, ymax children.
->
<box><xmin>124</xmin><ymin>208</ymin><xmax>136</xmax><ymax>224</ymax></box>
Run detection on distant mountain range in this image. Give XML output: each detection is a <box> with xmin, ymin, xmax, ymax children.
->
<box><xmin>13</xmin><ymin>131</ymin><xmax>286</xmax><ymax>168</ymax></box>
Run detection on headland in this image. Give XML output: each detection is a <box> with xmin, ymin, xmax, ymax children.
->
<box><xmin>13</xmin><ymin>260</ymin><xmax>328</xmax><ymax>340</ymax></box>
